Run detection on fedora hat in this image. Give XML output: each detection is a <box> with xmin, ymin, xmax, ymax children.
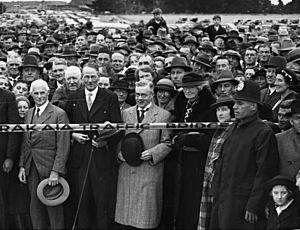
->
<box><xmin>60</xmin><ymin>45</ymin><xmax>80</xmax><ymax>58</ymax></box>
<box><xmin>264</xmin><ymin>56</ymin><xmax>287</xmax><ymax>70</ymax></box>
<box><xmin>198</xmin><ymin>41</ymin><xmax>218</xmax><ymax>54</ymax></box>
<box><xmin>148</xmin><ymin>39</ymin><xmax>166</xmax><ymax>50</ymax></box>
<box><xmin>87</xmin><ymin>44</ymin><xmax>101</xmax><ymax>57</ymax></box>
<box><xmin>279</xmin><ymin>38</ymin><xmax>296</xmax><ymax>52</ymax></box>
<box><xmin>182</xmin><ymin>72</ymin><xmax>205</xmax><ymax>87</ymax></box>
<box><xmin>17</xmin><ymin>28</ymin><xmax>27</xmax><ymax>36</ymax></box>
<box><xmin>234</xmin><ymin>80</ymin><xmax>262</xmax><ymax>105</ymax></box>
<box><xmin>287</xmin><ymin>48</ymin><xmax>300</xmax><ymax>64</ymax></box>
<box><xmin>121</xmin><ymin>132</ymin><xmax>144</xmax><ymax>167</ymax></box>
<box><xmin>28</xmin><ymin>47</ymin><xmax>42</xmax><ymax>61</ymax></box>
<box><xmin>165</xmin><ymin>56</ymin><xmax>193</xmax><ymax>72</ymax></box>
<box><xmin>37</xmin><ymin>177</ymin><xmax>70</xmax><ymax>206</ymax></box>
<box><xmin>29</xmin><ymin>28</ymin><xmax>39</xmax><ymax>36</ymax></box>
<box><xmin>18</xmin><ymin>54</ymin><xmax>43</xmax><ymax>72</ymax></box>
<box><xmin>115</xmin><ymin>44</ymin><xmax>132</xmax><ymax>55</ymax></box>
<box><xmin>223</xmin><ymin>49</ymin><xmax>242</xmax><ymax>61</ymax></box>
<box><xmin>212</xmin><ymin>70</ymin><xmax>239</xmax><ymax>89</ymax></box>
<box><xmin>225</xmin><ymin>30</ymin><xmax>243</xmax><ymax>43</ymax></box>
<box><xmin>41</xmin><ymin>37</ymin><xmax>58</xmax><ymax>49</ymax></box>
<box><xmin>154</xmin><ymin>78</ymin><xmax>177</xmax><ymax>96</ymax></box>
<box><xmin>211</xmin><ymin>95</ymin><xmax>234</xmax><ymax>110</ymax></box>
<box><xmin>109</xmin><ymin>80</ymin><xmax>133</xmax><ymax>92</ymax></box>
<box><xmin>182</xmin><ymin>35</ymin><xmax>199</xmax><ymax>46</ymax></box>
<box><xmin>192</xmin><ymin>53</ymin><xmax>211</xmax><ymax>68</ymax></box>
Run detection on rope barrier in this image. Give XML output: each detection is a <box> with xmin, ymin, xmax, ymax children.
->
<box><xmin>0</xmin><ymin>122</ymin><xmax>233</xmax><ymax>132</ymax></box>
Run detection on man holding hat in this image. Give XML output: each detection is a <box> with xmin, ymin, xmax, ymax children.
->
<box><xmin>18</xmin><ymin>79</ymin><xmax>70</xmax><ymax>229</ymax></box>
<box><xmin>115</xmin><ymin>79</ymin><xmax>172</xmax><ymax>229</ymax></box>
<box><xmin>210</xmin><ymin>80</ymin><xmax>279</xmax><ymax>229</ymax></box>
<box><xmin>276</xmin><ymin>99</ymin><xmax>300</xmax><ymax>180</ymax></box>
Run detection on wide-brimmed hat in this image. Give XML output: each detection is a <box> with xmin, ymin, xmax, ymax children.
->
<box><xmin>287</xmin><ymin>48</ymin><xmax>300</xmax><ymax>64</ymax></box>
<box><xmin>28</xmin><ymin>47</ymin><xmax>42</xmax><ymax>61</ymax></box>
<box><xmin>60</xmin><ymin>45</ymin><xmax>80</xmax><ymax>58</ymax></box>
<box><xmin>87</xmin><ymin>44</ymin><xmax>101</xmax><ymax>57</ymax></box>
<box><xmin>37</xmin><ymin>177</ymin><xmax>70</xmax><ymax>206</ymax></box>
<box><xmin>182</xmin><ymin>35</ymin><xmax>199</xmax><ymax>46</ymax></box>
<box><xmin>121</xmin><ymin>132</ymin><xmax>144</xmax><ymax>167</ymax></box>
<box><xmin>198</xmin><ymin>41</ymin><xmax>218</xmax><ymax>54</ymax></box>
<box><xmin>225</xmin><ymin>30</ymin><xmax>243</xmax><ymax>43</ymax></box>
<box><xmin>266</xmin><ymin>175</ymin><xmax>297</xmax><ymax>194</ymax></box>
<box><xmin>18</xmin><ymin>55</ymin><xmax>43</xmax><ymax>72</ymax></box>
<box><xmin>115</xmin><ymin>44</ymin><xmax>132</xmax><ymax>55</ymax></box>
<box><xmin>279</xmin><ymin>38</ymin><xmax>296</xmax><ymax>52</ymax></box>
<box><xmin>223</xmin><ymin>49</ymin><xmax>242</xmax><ymax>61</ymax></box>
<box><xmin>165</xmin><ymin>56</ymin><xmax>193</xmax><ymax>72</ymax></box>
<box><xmin>192</xmin><ymin>53</ymin><xmax>211</xmax><ymax>68</ymax></box>
<box><xmin>234</xmin><ymin>80</ymin><xmax>262</xmax><ymax>105</ymax></box>
<box><xmin>212</xmin><ymin>70</ymin><xmax>239</xmax><ymax>89</ymax></box>
<box><xmin>264</xmin><ymin>56</ymin><xmax>287</xmax><ymax>70</ymax></box>
<box><xmin>148</xmin><ymin>40</ymin><xmax>166</xmax><ymax>50</ymax></box>
<box><xmin>109</xmin><ymin>80</ymin><xmax>133</xmax><ymax>92</ymax></box>
<box><xmin>182</xmin><ymin>72</ymin><xmax>205</xmax><ymax>87</ymax></box>
<box><xmin>211</xmin><ymin>95</ymin><xmax>234</xmax><ymax>110</ymax></box>
<box><xmin>154</xmin><ymin>78</ymin><xmax>177</xmax><ymax>96</ymax></box>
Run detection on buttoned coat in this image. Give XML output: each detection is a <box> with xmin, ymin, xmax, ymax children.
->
<box><xmin>115</xmin><ymin>103</ymin><xmax>172</xmax><ymax>229</ymax></box>
<box><xmin>19</xmin><ymin>102</ymin><xmax>70</xmax><ymax>177</ymax></box>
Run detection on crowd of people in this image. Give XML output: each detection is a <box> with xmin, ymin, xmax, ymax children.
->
<box><xmin>1</xmin><ymin>7</ymin><xmax>300</xmax><ymax>230</ymax></box>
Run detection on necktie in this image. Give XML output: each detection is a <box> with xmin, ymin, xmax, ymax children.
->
<box><xmin>36</xmin><ymin>107</ymin><xmax>40</xmax><ymax>118</ymax></box>
<box><xmin>87</xmin><ymin>93</ymin><xmax>93</xmax><ymax>110</ymax></box>
<box><xmin>138</xmin><ymin>108</ymin><xmax>148</xmax><ymax>123</ymax></box>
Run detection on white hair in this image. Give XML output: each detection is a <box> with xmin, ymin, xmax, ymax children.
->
<box><xmin>30</xmin><ymin>79</ymin><xmax>50</xmax><ymax>93</ymax></box>
<box><xmin>65</xmin><ymin>66</ymin><xmax>81</xmax><ymax>79</ymax></box>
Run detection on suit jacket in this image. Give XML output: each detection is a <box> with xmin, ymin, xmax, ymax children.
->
<box><xmin>261</xmin><ymin>88</ymin><xmax>281</xmax><ymax>108</ymax></box>
<box><xmin>115</xmin><ymin>103</ymin><xmax>172</xmax><ymax>229</ymax></box>
<box><xmin>19</xmin><ymin>102</ymin><xmax>70</xmax><ymax>177</ymax></box>
<box><xmin>277</xmin><ymin>128</ymin><xmax>300</xmax><ymax>179</ymax></box>
<box><xmin>204</xmin><ymin>24</ymin><xmax>227</xmax><ymax>41</ymax></box>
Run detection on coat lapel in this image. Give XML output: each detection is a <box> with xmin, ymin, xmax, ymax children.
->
<box><xmin>37</xmin><ymin>103</ymin><xmax>53</xmax><ymax>124</ymax></box>
<box><xmin>137</xmin><ymin>103</ymin><xmax>158</xmax><ymax>134</ymax></box>
<box><xmin>89</xmin><ymin>87</ymin><xmax>105</xmax><ymax>119</ymax></box>
<box><xmin>77</xmin><ymin>89</ymin><xmax>88</xmax><ymax>121</ymax></box>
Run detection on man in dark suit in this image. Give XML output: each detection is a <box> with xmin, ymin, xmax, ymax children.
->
<box><xmin>65</xmin><ymin>63</ymin><xmax>122</xmax><ymax>229</ymax></box>
<box><xmin>19</xmin><ymin>79</ymin><xmax>70</xmax><ymax>229</ymax></box>
<box><xmin>0</xmin><ymin>88</ymin><xmax>20</xmax><ymax>229</ymax></box>
<box><xmin>204</xmin><ymin>15</ymin><xmax>227</xmax><ymax>42</ymax></box>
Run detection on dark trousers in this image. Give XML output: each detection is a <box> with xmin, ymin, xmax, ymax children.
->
<box><xmin>113</xmin><ymin>222</ymin><xmax>158</xmax><ymax>230</ymax></box>
<box><xmin>27</xmin><ymin>162</ymin><xmax>64</xmax><ymax>230</ymax></box>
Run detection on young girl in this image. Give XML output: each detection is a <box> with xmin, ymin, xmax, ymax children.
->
<box><xmin>266</xmin><ymin>175</ymin><xmax>300</xmax><ymax>230</ymax></box>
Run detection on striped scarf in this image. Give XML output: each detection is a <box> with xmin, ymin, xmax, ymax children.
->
<box><xmin>197</xmin><ymin>125</ymin><xmax>233</xmax><ymax>230</ymax></box>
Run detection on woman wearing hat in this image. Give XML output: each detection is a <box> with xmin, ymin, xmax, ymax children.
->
<box><xmin>198</xmin><ymin>95</ymin><xmax>234</xmax><ymax>229</ymax></box>
<box><xmin>154</xmin><ymin>78</ymin><xmax>177</xmax><ymax>120</ymax></box>
<box><xmin>110</xmin><ymin>80</ymin><xmax>132</xmax><ymax>111</ymax></box>
<box><xmin>272</xmin><ymin>69</ymin><xmax>298</xmax><ymax>114</ymax></box>
<box><xmin>265</xmin><ymin>175</ymin><xmax>300</xmax><ymax>230</ymax></box>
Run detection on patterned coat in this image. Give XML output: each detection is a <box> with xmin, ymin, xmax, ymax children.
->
<box><xmin>115</xmin><ymin>103</ymin><xmax>172</xmax><ymax>229</ymax></box>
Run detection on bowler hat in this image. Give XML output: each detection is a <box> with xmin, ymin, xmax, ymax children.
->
<box><xmin>234</xmin><ymin>80</ymin><xmax>262</xmax><ymax>105</ymax></box>
<box><xmin>109</xmin><ymin>80</ymin><xmax>132</xmax><ymax>92</ymax></box>
<box><xmin>212</xmin><ymin>70</ymin><xmax>239</xmax><ymax>90</ymax></box>
<box><xmin>121</xmin><ymin>132</ymin><xmax>144</xmax><ymax>167</ymax></box>
<box><xmin>37</xmin><ymin>177</ymin><xmax>70</xmax><ymax>206</ymax></box>
<box><xmin>211</xmin><ymin>95</ymin><xmax>234</xmax><ymax>110</ymax></box>
<box><xmin>264</xmin><ymin>56</ymin><xmax>287</xmax><ymax>70</ymax></box>
<box><xmin>154</xmin><ymin>78</ymin><xmax>177</xmax><ymax>96</ymax></box>
<box><xmin>287</xmin><ymin>48</ymin><xmax>300</xmax><ymax>64</ymax></box>
<box><xmin>182</xmin><ymin>72</ymin><xmax>205</xmax><ymax>87</ymax></box>
<box><xmin>18</xmin><ymin>55</ymin><xmax>43</xmax><ymax>72</ymax></box>
<box><xmin>266</xmin><ymin>175</ymin><xmax>297</xmax><ymax>194</ymax></box>
<box><xmin>192</xmin><ymin>53</ymin><xmax>211</xmax><ymax>68</ymax></box>
<box><xmin>165</xmin><ymin>56</ymin><xmax>192</xmax><ymax>72</ymax></box>
<box><xmin>291</xmin><ymin>99</ymin><xmax>300</xmax><ymax>115</ymax></box>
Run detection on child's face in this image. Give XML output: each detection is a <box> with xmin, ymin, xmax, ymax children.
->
<box><xmin>272</xmin><ymin>185</ymin><xmax>290</xmax><ymax>206</ymax></box>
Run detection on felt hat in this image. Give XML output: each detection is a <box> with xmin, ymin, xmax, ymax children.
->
<box><xmin>279</xmin><ymin>39</ymin><xmax>296</xmax><ymax>52</ymax></box>
<box><xmin>148</xmin><ymin>40</ymin><xmax>166</xmax><ymax>50</ymax></box>
<box><xmin>133</xmin><ymin>43</ymin><xmax>145</xmax><ymax>53</ymax></box>
<box><xmin>287</xmin><ymin>48</ymin><xmax>300</xmax><ymax>64</ymax></box>
<box><xmin>182</xmin><ymin>72</ymin><xmax>205</xmax><ymax>87</ymax></box>
<box><xmin>234</xmin><ymin>80</ymin><xmax>262</xmax><ymax>105</ymax></box>
<box><xmin>109</xmin><ymin>80</ymin><xmax>132</xmax><ymax>92</ymax></box>
<box><xmin>211</xmin><ymin>95</ymin><xmax>234</xmax><ymax>110</ymax></box>
<box><xmin>154</xmin><ymin>78</ymin><xmax>177</xmax><ymax>96</ymax></box>
<box><xmin>87</xmin><ymin>44</ymin><xmax>101</xmax><ymax>57</ymax></box>
<box><xmin>18</xmin><ymin>55</ymin><xmax>43</xmax><ymax>72</ymax></box>
<box><xmin>223</xmin><ymin>49</ymin><xmax>242</xmax><ymax>61</ymax></box>
<box><xmin>16</xmin><ymin>28</ymin><xmax>27</xmax><ymax>36</ymax></box>
<box><xmin>264</xmin><ymin>56</ymin><xmax>287</xmax><ymax>70</ymax></box>
<box><xmin>115</xmin><ymin>44</ymin><xmax>132</xmax><ymax>55</ymax></box>
<box><xmin>213</xmin><ymin>15</ymin><xmax>221</xmax><ymax>20</ymax></box>
<box><xmin>28</xmin><ymin>47</ymin><xmax>42</xmax><ymax>61</ymax></box>
<box><xmin>212</xmin><ymin>70</ymin><xmax>239</xmax><ymax>89</ymax></box>
<box><xmin>60</xmin><ymin>45</ymin><xmax>80</xmax><ymax>58</ymax></box>
<box><xmin>165</xmin><ymin>56</ymin><xmax>192</xmax><ymax>72</ymax></box>
<box><xmin>198</xmin><ymin>41</ymin><xmax>218</xmax><ymax>54</ymax></box>
<box><xmin>225</xmin><ymin>30</ymin><xmax>243</xmax><ymax>43</ymax></box>
<box><xmin>291</xmin><ymin>99</ymin><xmax>300</xmax><ymax>115</ymax></box>
<box><xmin>121</xmin><ymin>132</ymin><xmax>144</xmax><ymax>167</ymax></box>
<box><xmin>266</xmin><ymin>175</ymin><xmax>297</xmax><ymax>194</ymax></box>
<box><xmin>41</xmin><ymin>37</ymin><xmax>58</xmax><ymax>50</ymax></box>
<box><xmin>37</xmin><ymin>177</ymin><xmax>70</xmax><ymax>206</ymax></box>
<box><xmin>29</xmin><ymin>28</ymin><xmax>39</xmax><ymax>36</ymax></box>
<box><xmin>192</xmin><ymin>53</ymin><xmax>211</xmax><ymax>68</ymax></box>
<box><xmin>182</xmin><ymin>35</ymin><xmax>199</xmax><ymax>46</ymax></box>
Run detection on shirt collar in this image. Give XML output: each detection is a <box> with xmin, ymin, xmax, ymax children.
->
<box><xmin>137</xmin><ymin>102</ymin><xmax>152</xmax><ymax>111</ymax></box>
<box><xmin>85</xmin><ymin>87</ymin><xmax>99</xmax><ymax>98</ymax></box>
<box><xmin>276</xmin><ymin>199</ymin><xmax>294</xmax><ymax>215</ymax></box>
<box><xmin>36</xmin><ymin>100</ymin><xmax>49</xmax><ymax>116</ymax></box>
